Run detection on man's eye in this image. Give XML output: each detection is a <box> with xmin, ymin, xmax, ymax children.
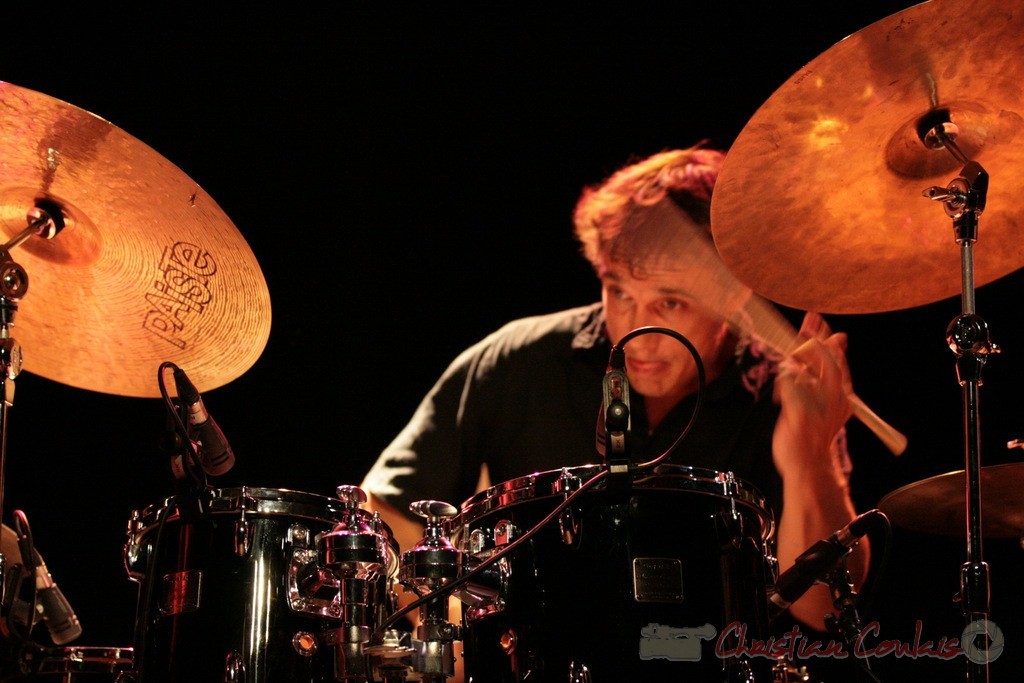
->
<box><xmin>663</xmin><ymin>299</ymin><xmax>688</xmax><ymax>311</ymax></box>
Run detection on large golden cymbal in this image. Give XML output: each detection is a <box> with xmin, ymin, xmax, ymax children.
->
<box><xmin>0</xmin><ymin>81</ymin><xmax>271</xmax><ymax>397</ymax></box>
<box><xmin>711</xmin><ymin>0</ymin><xmax>1024</xmax><ymax>313</ymax></box>
<box><xmin>878</xmin><ymin>463</ymin><xmax>1024</xmax><ymax>538</ymax></box>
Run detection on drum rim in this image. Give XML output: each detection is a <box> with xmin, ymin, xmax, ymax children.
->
<box><xmin>125</xmin><ymin>486</ymin><xmax>400</xmax><ymax>579</ymax></box>
<box><xmin>128</xmin><ymin>486</ymin><xmax>397</xmax><ymax>546</ymax></box>
<box><xmin>452</xmin><ymin>463</ymin><xmax>774</xmax><ymax>541</ymax></box>
<box><xmin>31</xmin><ymin>645</ymin><xmax>134</xmax><ymax>672</ymax></box>
<box><xmin>132</xmin><ymin>486</ymin><xmax>348</xmax><ymax>522</ymax></box>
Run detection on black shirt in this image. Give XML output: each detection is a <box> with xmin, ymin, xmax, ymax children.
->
<box><xmin>364</xmin><ymin>303</ymin><xmax>783</xmax><ymax>518</ymax></box>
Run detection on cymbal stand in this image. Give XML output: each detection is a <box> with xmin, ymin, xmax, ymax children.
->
<box><xmin>921</xmin><ymin>121</ymin><xmax>995</xmax><ymax>682</ymax></box>
<box><xmin>824</xmin><ymin>562</ymin><xmax>877</xmax><ymax>682</ymax></box>
<box><xmin>0</xmin><ymin>204</ymin><xmax>64</xmax><ymax>605</ymax></box>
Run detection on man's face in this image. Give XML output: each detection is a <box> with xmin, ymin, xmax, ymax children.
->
<box><xmin>600</xmin><ymin>260</ymin><xmax>730</xmax><ymax>408</ymax></box>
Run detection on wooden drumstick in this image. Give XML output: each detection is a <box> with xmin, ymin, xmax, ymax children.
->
<box><xmin>637</xmin><ymin>200</ymin><xmax>908</xmax><ymax>455</ymax></box>
<box><xmin>735</xmin><ymin>293</ymin><xmax>908</xmax><ymax>456</ymax></box>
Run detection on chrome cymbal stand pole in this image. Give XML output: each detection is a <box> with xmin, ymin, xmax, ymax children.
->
<box><xmin>922</xmin><ymin>118</ymin><xmax>995</xmax><ymax>683</ymax></box>
<box><xmin>0</xmin><ymin>204</ymin><xmax>63</xmax><ymax>610</ymax></box>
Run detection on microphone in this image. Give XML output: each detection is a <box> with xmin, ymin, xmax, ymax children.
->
<box><xmin>7</xmin><ymin>550</ymin><xmax>83</xmax><ymax>645</ymax></box>
<box><xmin>32</xmin><ymin>551</ymin><xmax>82</xmax><ymax>645</ymax></box>
<box><xmin>767</xmin><ymin>509</ymin><xmax>880</xmax><ymax>619</ymax></box>
<box><xmin>595</xmin><ymin>345</ymin><xmax>631</xmax><ymax>461</ymax></box>
<box><xmin>173</xmin><ymin>368</ymin><xmax>235</xmax><ymax>476</ymax></box>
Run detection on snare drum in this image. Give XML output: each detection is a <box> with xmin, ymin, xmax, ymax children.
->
<box><xmin>449</xmin><ymin>465</ymin><xmax>775</xmax><ymax>681</ymax></box>
<box><xmin>124</xmin><ymin>486</ymin><xmax>398</xmax><ymax>683</ymax></box>
<box><xmin>3</xmin><ymin>646</ymin><xmax>133</xmax><ymax>681</ymax></box>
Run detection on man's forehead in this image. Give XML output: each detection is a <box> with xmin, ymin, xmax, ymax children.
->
<box><xmin>602</xmin><ymin>266</ymin><xmax>709</xmax><ymax>300</ymax></box>
<box><xmin>601</xmin><ymin>260</ymin><xmax>707</xmax><ymax>286</ymax></box>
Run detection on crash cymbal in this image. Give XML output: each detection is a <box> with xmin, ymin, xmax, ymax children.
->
<box><xmin>878</xmin><ymin>463</ymin><xmax>1024</xmax><ymax>538</ymax></box>
<box><xmin>711</xmin><ymin>0</ymin><xmax>1024</xmax><ymax>313</ymax></box>
<box><xmin>0</xmin><ymin>81</ymin><xmax>271</xmax><ymax>397</ymax></box>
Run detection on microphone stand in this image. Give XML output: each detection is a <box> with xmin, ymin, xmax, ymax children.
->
<box><xmin>824</xmin><ymin>562</ymin><xmax>875</xmax><ymax>681</ymax></box>
<box><xmin>921</xmin><ymin>119</ymin><xmax>994</xmax><ymax>682</ymax></box>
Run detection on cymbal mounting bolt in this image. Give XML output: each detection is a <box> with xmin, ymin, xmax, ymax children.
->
<box><xmin>0</xmin><ymin>260</ymin><xmax>28</xmax><ymax>302</ymax></box>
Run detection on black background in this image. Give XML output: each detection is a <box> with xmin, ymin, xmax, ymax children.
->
<box><xmin>0</xmin><ymin>3</ymin><xmax>1022</xmax><ymax>681</ymax></box>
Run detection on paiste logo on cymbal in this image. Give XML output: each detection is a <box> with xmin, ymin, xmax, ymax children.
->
<box><xmin>144</xmin><ymin>242</ymin><xmax>217</xmax><ymax>350</ymax></box>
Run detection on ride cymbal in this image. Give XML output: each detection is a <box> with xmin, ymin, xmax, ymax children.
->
<box><xmin>878</xmin><ymin>463</ymin><xmax>1024</xmax><ymax>538</ymax></box>
<box><xmin>0</xmin><ymin>81</ymin><xmax>271</xmax><ymax>397</ymax></box>
<box><xmin>711</xmin><ymin>0</ymin><xmax>1024</xmax><ymax>313</ymax></box>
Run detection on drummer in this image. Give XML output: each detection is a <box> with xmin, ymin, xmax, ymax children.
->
<box><xmin>361</xmin><ymin>144</ymin><xmax>869</xmax><ymax>632</ymax></box>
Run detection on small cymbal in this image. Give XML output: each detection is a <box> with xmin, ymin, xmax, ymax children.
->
<box><xmin>878</xmin><ymin>463</ymin><xmax>1024</xmax><ymax>538</ymax></box>
<box><xmin>711</xmin><ymin>0</ymin><xmax>1024</xmax><ymax>313</ymax></box>
<box><xmin>0</xmin><ymin>81</ymin><xmax>271</xmax><ymax>397</ymax></box>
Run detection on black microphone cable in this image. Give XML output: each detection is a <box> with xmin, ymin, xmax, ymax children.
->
<box><xmin>7</xmin><ymin>509</ymin><xmax>37</xmax><ymax>644</ymax></box>
<box><xmin>603</xmin><ymin>325</ymin><xmax>707</xmax><ymax>472</ymax></box>
<box><xmin>158</xmin><ymin>361</ymin><xmax>207</xmax><ymax>491</ymax></box>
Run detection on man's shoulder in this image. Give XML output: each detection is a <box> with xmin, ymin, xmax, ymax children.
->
<box><xmin>487</xmin><ymin>303</ymin><xmax>602</xmax><ymax>347</ymax></box>
<box><xmin>450</xmin><ymin>303</ymin><xmax>603</xmax><ymax>374</ymax></box>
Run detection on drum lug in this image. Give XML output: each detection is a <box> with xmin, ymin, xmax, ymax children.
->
<box><xmin>468</xmin><ymin>527</ymin><xmax>491</xmax><ymax>554</ymax></box>
<box><xmin>556</xmin><ymin>468</ymin><xmax>583</xmax><ymax>547</ymax></box>
<box><xmin>124</xmin><ymin>509</ymin><xmax>145</xmax><ymax>581</ymax></box>
<box><xmin>288</xmin><ymin>523</ymin><xmax>312</xmax><ymax>548</ymax></box>
<box><xmin>568</xmin><ymin>660</ymin><xmax>592</xmax><ymax>683</ymax></box>
<box><xmin>555</xmin><ymin>467</ymin><xmax>582</xmax><ymax>495</ymax></box>
<box><xmin>233</xmin><ymin>488</ymin><xmax>256</xmax><ymax>557</ymax></box>
<box><xmin>456</xmin><ymin>515</ymin><xmax>515</xmax><ymax>618</ymax></box>
<box><xmin>764</xmin><ymin>551</ymin><xmax>780</xmax><ymax>585</ymax></box>
<box><xmin>714</xmin><ymin>472</ymin><xmax>748</xmax><ymax>551</ymax></box>
<box><xmin>715</xmin><ymin>470</ymin><xmax>740</xmax><ymax>496</ymax></box>
<box><xmin>559</xmin><ymin>506</ymin><xmax>580</xmax><ymax>545</ymax></box>
<box><xmin>493</xmin><ymin>519</ymin><xmax>516</xmax><ymax>546</ymax></box>
<box><xmin>224</xmin><ymin>650</ymin><xmax>246</xmax><ymax>682</ymax></box>
<box><xmin>234</xmin><ymin>517</ymin><xmax>253</xmax><ymax>557</ymax></box>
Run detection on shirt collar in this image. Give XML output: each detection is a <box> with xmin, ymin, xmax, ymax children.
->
<box><xmin>571</xmin><ymin>303</ymin><xmax>606</xmax><ymax>351</ymax></box>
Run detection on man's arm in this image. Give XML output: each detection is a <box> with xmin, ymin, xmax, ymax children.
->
<box><xmin>772</xmin><ymin>312</ymin><xmax>870</xmax><ymax>631</ymax></box>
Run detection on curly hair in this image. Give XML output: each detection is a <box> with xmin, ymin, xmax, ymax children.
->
<box><xmin>573</xmin><ymin>145</ymin><xmax>725</xmax><ymax>272</ymax></box>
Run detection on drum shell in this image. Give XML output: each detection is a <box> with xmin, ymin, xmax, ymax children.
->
<box><xmin>124</xmin><ymin>487</ymin><xmax>396</xmax><ymax>683</ymax></box>
<box><xmin>2</xmin><ymin>645</ymin><xmax>133</xmax><ymax>681</ymax></box>
<box><xmin>451</xmin><ymin>465</ymin><xmax>775</xmax><ymax>681</ymax></box>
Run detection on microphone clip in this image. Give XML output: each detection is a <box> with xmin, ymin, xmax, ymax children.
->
<box><xmin>601</xmin><ymin>346</ymin><xmax>632</xmax><ymax>490</ymax></box>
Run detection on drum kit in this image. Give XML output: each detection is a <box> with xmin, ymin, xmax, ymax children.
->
<box><xmin>0</xmin><ymin>0</ymin><xmax>1018</xmax><ymax>681</ymax></box>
